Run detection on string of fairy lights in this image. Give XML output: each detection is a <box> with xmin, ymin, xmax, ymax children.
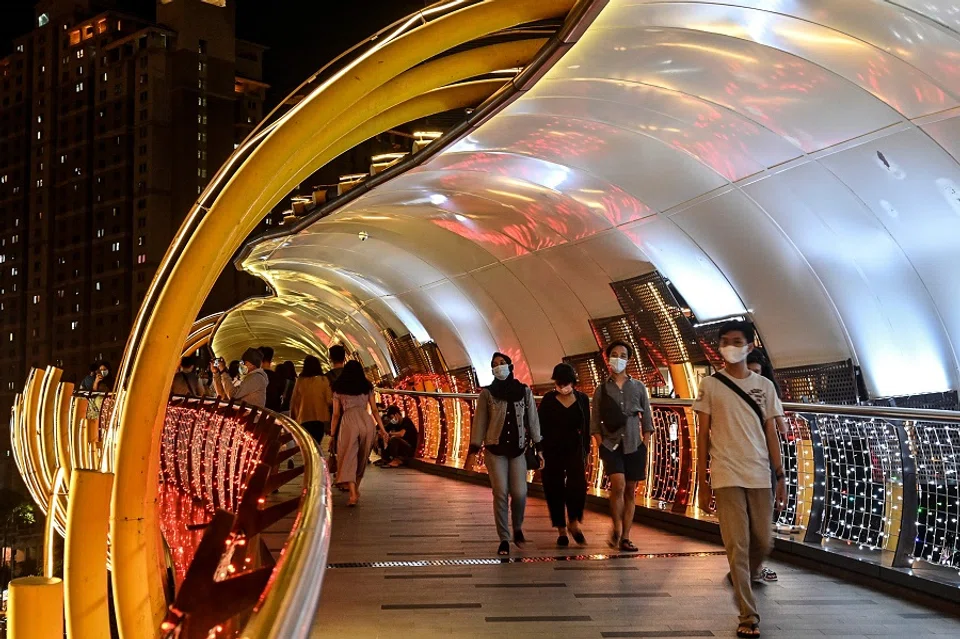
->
<box><xmin>386</xmin><ymin>389</ymin><xmax>960</xmax><ymax>575</ymax></box>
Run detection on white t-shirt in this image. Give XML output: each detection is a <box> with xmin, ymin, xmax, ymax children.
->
<box><xmin>692</xmin><ymin>370</ymin><xmax>784</xmax><ymax>489</ymax></box>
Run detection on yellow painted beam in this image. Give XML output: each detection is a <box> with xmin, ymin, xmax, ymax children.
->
<box><xmin>108</xmin><ymin>1</ymin><xmax>575</xmax><ymax>635</ymax></box>
<box><xmin>22</xmin><ymin>368</ymin><xmax>50</xmax><ymax>510</ymax></box>
<box><xmin>9</xmin><ymin>576</ymin><xmax>64</xmax><ymax>639</ymax></box>
<box><xmin>65</xmin><ymin>470</ymin><xmax>114</xmax><ymax>639</ymax></box>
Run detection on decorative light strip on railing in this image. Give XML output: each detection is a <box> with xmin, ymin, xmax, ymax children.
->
<box><xmin>10</xmin><ymin>365</ymin><xmax>331</xmax><ymax>639</ymax></box>
<box><xmin>379</xmin><ymin>389</ymin><xmax>960</xmax><ymax>576</ymax></box>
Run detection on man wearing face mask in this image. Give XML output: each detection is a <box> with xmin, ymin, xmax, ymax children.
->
<box><xmin>379</xmin><ymin>405</ymin><xmax>419</xmax><ymax>467</ymax></box>
<box><xmin>211</xmin><ymin>347</ymin><xmax>269</xmax><ymax>408</ymax></box>
<box><xmin>693</xmin><ymin>321</ymin><xmax>786</xmax><ymax>639</ymax></box>
<box><xmin>591</xmin><ymin>341</ymin><xmax>654</xmax><ymax>553</ymax></box>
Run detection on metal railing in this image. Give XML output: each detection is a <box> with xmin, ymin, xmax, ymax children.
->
<box><xmin>379</xmin><ymin>388</ymin><xmax>960</xmax><ymax>576</ymax></box>
<box><xmin>9</xmin><ymin>366</ymin><xmax>332</xmax><ymax>639</ymax></box>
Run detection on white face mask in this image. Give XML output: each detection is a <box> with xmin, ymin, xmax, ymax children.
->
<box><xmin>608</xmin><ymin>357</ymin><xmax>627</xmax><ymax>374</ymax></box>
<box><xmin>720</xmin><ymin>344</ymin><xmax>751</xmax><ymax>365</ymax></box>
<box><xmin>239</xmin><ymin>363</ymin><xmax>249</xmax><ymax>376</ymax></box>
<box><xmin>557</xmin><ymin>384</ymin><xmax>574</xmax><ymax>396</ymax></box>
<box><xmin>390</xmin><ymin>417</ymin><xmax>400</xmax><ymax>425</ymax></box>
<box><xmin>99</xmin><ymin>369</ymin><xmax>109</xmax><ymax>378</ymax></box>
<box><xmin>492</xmin><ymin>364</ymin><xmax>511</xmax><ymax>381</ymax></box>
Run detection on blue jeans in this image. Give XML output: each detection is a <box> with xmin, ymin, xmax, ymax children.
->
<box><xmin>485</xmin><ymin>452</ymin><xmax>527</xmax><ymax>542</ymax></box>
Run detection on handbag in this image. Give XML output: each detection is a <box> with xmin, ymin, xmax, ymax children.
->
<box><xmin>521</xmin><ymin>396</ymin><xmax>542</xmax><ymax>471</ymax></box>
<box><xmin>598</xmin><ymin>382</ymin><xmax>627</xmax><ymax>436</ymax></box>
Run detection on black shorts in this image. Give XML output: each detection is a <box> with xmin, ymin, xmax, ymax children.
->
<box><xmin>599</xmin><ymin>443</ymin><xmax>647</xmax><ymax>482</ymax></box>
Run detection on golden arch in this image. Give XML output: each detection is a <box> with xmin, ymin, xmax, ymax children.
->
<box><xmin>107</xmin><ymin>0</ymin><xmax>581</xmax><ymax>635</ymax></box>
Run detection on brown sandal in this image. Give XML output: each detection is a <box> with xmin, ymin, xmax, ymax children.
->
<box><xmin>619</xmin><ymin>538</ymin><xmax>638</xmax><ymax>553</ymax></box>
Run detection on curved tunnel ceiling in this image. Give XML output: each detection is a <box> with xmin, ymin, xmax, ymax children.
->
<box><xmin>223</xmin><ymin>0</ymin><xmax>960</xmax><ymax>397</ymax></box>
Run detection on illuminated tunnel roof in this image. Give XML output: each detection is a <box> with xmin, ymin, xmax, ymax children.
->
<box><xmin>215</xmin><ymin>0</ymin><xmax>960</xmax><ymax>397</ymax></box>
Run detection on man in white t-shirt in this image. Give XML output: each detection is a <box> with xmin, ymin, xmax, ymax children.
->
<box><xmin>693</xmin><ymin>320</ymin><xmax>786</xmax><ymax>639</ymax></box>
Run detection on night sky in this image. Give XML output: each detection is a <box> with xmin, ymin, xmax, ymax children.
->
<box><xmin>1</xmin><ymin>0</ymin><xmax>430</xmax><ymax>106</ymax></box>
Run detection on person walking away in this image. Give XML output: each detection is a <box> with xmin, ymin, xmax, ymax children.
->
<box><xmin>290</xmin><ymin>355</ymin><xmax>332</xmax><ymax>446</ymax></box>
<box><xmin>212</xmin><ymin>348</ymin><xmax>269</xmax><ymax>408</ymax></box>
<box><xmin>539</xmin><ymin>363</ymin><xmax>591</xmax><ymax>547</ymax></box>
<box><xmin>466</xmin><ymin>352</ymin><xmax>542</xmax><ymax>556</ymax></box>
<box><xmin>591</xmin><ymin>341</ymin><xmax>653</xmax><ymax>553</ymax></box>
<box><xmin>380</xmin><ymin>405</ymin><xmax>419</xmax><ymax>467</ymax></box>
<box><xmin>256</xmin><ymin>346</ymin><xmax>284</xmax><ymax>411</ymax></box>
<box><xmin>747</xmin><ymin>348</ymin><xmax>788</xmax><ymax>585</ymax></box>
<box><xmin>278</xmin><ymin>361</ymin><xmax>298</xmax><ymax>413</ymax></box>
<box><xmin>694</xmin><ymin>320</ymin><xmax>786</xmax><ymax>639</ymax></box>
<box><xmin>329</xmin><ymin>360</ymin><xmax>388</xmax><ymax>506</ymax></box>
<box><xmin>325</xmin><ymin>344</ymin><xmax>348</xmax><ymax>477</ymax></box>
<box><xmin>171</xmin><ymin>356</ymin><xmax>204</xmax><ymax>397</ymax></box>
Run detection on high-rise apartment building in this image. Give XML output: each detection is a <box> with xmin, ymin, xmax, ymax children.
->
<box><xmin>0</xmin><ymin>0</ymin><xmax>270</xmax><ymax>439</ymax></box>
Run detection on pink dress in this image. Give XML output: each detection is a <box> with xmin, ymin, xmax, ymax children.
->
<box><xmin>335</xmin><ymin>392</ymin><xmax>376</xmax><ymax>484</ymax></box>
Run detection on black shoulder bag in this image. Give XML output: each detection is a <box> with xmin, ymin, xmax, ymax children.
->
<box><xmin>599</xmin><ymin>382</ymin><xmax>627</xmax><ymax>436</ymax></box>
<box><xmin>711</xmin><ymin>372</ymin><xmax>764</xmax><ymax>428</ymax></box>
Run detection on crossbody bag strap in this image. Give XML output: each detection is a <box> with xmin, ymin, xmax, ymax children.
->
<box><xmin>712</xmin><ymin>372</ymin><xmax>764</xmax><ymax>429</ymax></box>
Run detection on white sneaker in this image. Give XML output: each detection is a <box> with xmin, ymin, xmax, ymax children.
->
<box><xmin>752</xmin><ymin>566</ymin><xmax>778</xmax><ymax>583</ymax></box>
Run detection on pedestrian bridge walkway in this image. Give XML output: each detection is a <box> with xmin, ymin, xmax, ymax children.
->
<box><xmin>315</xmin><ymin>467</ymin><xmax>960</xmax><ymax>639</ymax></box>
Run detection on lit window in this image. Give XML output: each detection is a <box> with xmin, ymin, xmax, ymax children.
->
<box><xmin>77</xmin><ymin>49</ymin><xmax>84</xmax><ymax>59</ymax></box>
<box><xmin>32</xmin><ymin>295</ymin><xmax>39</xmax><ymax>304</ymax></box>
<box><xmin>102</xmin><ymin>72</ymin><xmax>107</xmax><ymax>82</ymax></box>
<box><xmin>96</xmin><ymin>229</ymin><xmax>104</xmax><ymax>238</ymax></box>
<box><xmin>137</xmin><ymin>254</ymin><xmax>146</xmax><ymax>264</ymax></box>
<box><xmin>38</xmin><ymin>13</ymin><xmax>50</xmax><ymax>28</ymax></box>
<box><xmin>70</xmin><ymin>321</ymin><xmax>78</xmax><ymax>331</ymax></box>
<box><xmin>0</xmin><ymin>175</ymin><xmax>6</xmax><ymax>184</ymax></box>
<box><xmin>8</xmin><ymin>333</ymin><xmax>13</xmax><ymax>342</ymax></box>
<box><xmin>95</xmin><ymin>282</ymin><xmax>101</xmax><ymax>291</ymax></box>
<box><xmin>111</xmin><ymin>242</ymin><xmax>120</xmax><ymax>252</ymax></box>
<box><xmin>75</xmin><ymin>81</ymin><xmax>83</xmax><ymax>92</ymax></box>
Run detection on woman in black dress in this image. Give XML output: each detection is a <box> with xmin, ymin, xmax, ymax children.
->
<box><xmin>538</xmin><ymin>363</ymin><xmax>591</xmax><ymax>546</ymax></box>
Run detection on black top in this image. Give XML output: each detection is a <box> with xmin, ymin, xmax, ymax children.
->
<box><xmin>264</xmin><ymin>369</ymin><xmax>284</xmax><ymax>412</ymax></box>
<box><xmin>486</xmin><ymin>401</ymin><xmax>523</xmax><ymax>458</ymax></box>
<box><xmin>538</xmin><ymin>390</ymin><xmax>591</xmax><ymax>457</ymax></box>
<box><xmin>387</xmin><ymin>416</ymin><xmax>419</xmax><ymax>449</ymax></box>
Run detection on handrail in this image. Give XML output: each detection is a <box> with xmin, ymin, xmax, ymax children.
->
<box><xmin>376</xmin><ymin>388</ymin><xmax>960</xmax><ymax>423</ymax></box>
<box><xmin>240</xmin><ymin>411</ymin><xmax>331</xmax><ymax>639</ymax></box>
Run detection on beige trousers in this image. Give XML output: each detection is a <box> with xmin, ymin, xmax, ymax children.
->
<box><xmin>714</xmin><ymin>487</ymin><xmax>773</xmax><ymax>625</ymax></box>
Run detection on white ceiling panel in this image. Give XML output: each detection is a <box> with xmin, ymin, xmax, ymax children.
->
<box><xmin>670</xmin><ymin>190</ymin><xmax>851</xmax><ymax>366</ymax></box>
<box><xmin>743</xmin><ymin>162</ymin><xmax>958</xmax><ymax>395</ymax></box>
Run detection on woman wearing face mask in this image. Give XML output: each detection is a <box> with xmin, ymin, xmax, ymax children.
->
<box><xmin>468</xmin><ymin>352</ymin><xmax>542</xmax><ymax>556</ymax></box>
<box><xmin>538</xmin><ymin>363</ymin><xmax>591</xmax><ymax>547</ymax></box>
<box><xmin>591</xmin><ymin>341</ymin><xmax>654</xmax><ymax>552</ymax></box>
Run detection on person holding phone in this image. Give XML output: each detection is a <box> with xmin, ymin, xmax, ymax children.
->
<box><xmin>694</xmin><ymin>320</ymin><xmax>786</xmax><ymax>639</ymax></box>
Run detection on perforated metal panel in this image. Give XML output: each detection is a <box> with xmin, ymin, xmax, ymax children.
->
<box><xmin>420</xmin><ymin>341</ymin><xmax>447</xmax><ymax>375</ymax></box>
<box><xmin>610</xmin><ymin>273</ymin><xmax>708</xmax><ymax>366</ymax></box>
<box><xmin>589</xmin><ymin>315</ymin><xmax>665</xmax><ymax>388</ymax></box>
<box><xmin>775</xmin><ymin>360</ymin><xmax>859</xmax><ymax>405</ymax></box>
<box><xmin>384</xmin><ymin>331</ymin><xmax>429</xmax><ymax>377</ymax></box>
<box><xmin>447</xmin><ymin>366</ymin><xmax>479</xmax><ymax>394</ymax></box>
<box><xmin>875</xmin><ymin>391</ymin><xmax>960</xmax><ymax>412</ymax></box>
<box><xmin>561</xmin><ymin>352</ymin><xmax>608</xmax><ymax>398</ymax></box>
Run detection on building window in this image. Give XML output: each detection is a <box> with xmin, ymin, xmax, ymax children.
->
<box><xmin>111</xmin><ymin>242</ymin><xmax>119</xmax><ymax>252</ymax></box>
<box><xmin>137</xmin><ymin>254</ymin><xmax>146</xmax><ymax>264</ymax></box>
<box><xmin>70</xmin><ymin>321</ymin><xmax>78</xmax><ymax>331</ymax></box>
<box><xmin>75</xmin><ymin>81</ymin><xmax>83</xmax><ymax>92</ymax></box>
<box><xmin>77</xmin><ymin>49</ymin><xmax>84</xmax><ymax>59</ymax></box>
<box><xmin>198</xmin><ymin>39</ymin><xmax>207</xmax><ymax>54</ymax></box>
